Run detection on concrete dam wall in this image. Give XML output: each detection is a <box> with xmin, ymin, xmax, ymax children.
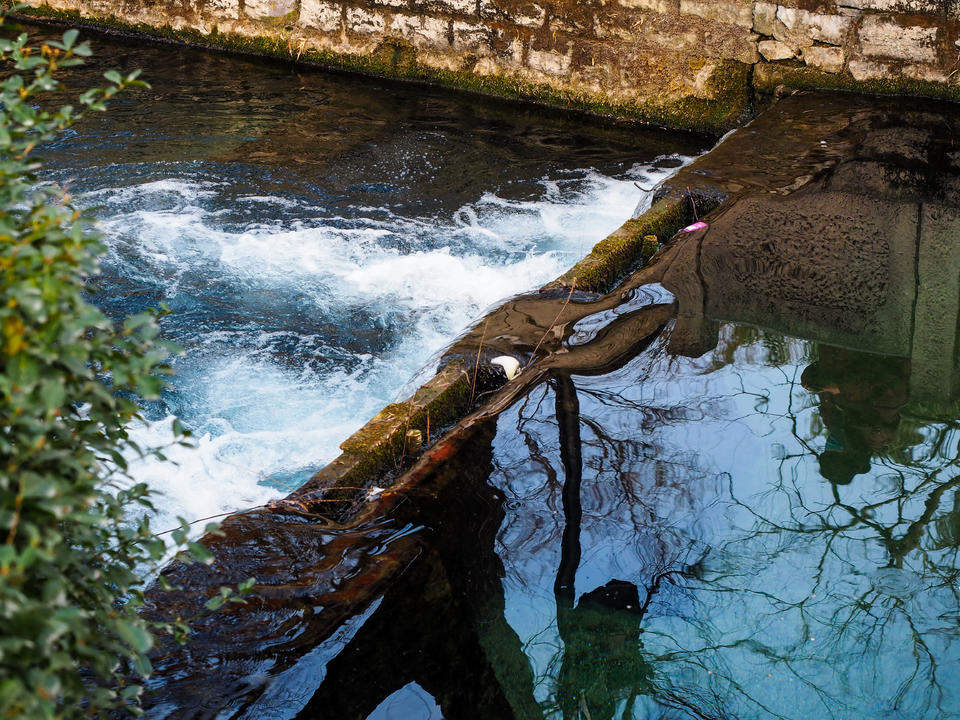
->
<box><xmin>22</xmin><ymin>0</ymin><xmax>960</xmax><ymax>132</ymax></box>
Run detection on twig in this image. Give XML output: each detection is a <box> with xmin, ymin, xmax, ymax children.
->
<box><xmin>153</xmin><ymin>507</ymin><xmax>264</xmax><ymax>537</ymax></box>
<box><xmin>686</xmin><ymin>186</ymin><xmax>699</xmax><ymax>221</ymax></box>
<box><xmin>579</xmin><ymin>695</ymin><xmax>594</xmax><ymax>720</ymax></box>
<box><xmin>397</xmin><ymin>412</ymin><xmax>411</xmax><ymax>470</ymax></box>
<box><xmin>525</xmin><ymin>279</ymin><xmax>576</xmax><ymax>370</ymax></box>
<box><xmin>469</xmin><ymin>318</ymin><xmax>489</xmax><ymax>408</ymax></box>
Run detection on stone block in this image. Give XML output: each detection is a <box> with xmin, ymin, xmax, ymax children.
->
<box><xmin>390</xmin><ymin>13</ymin><xmax>452</xmax><ymax>47</ymax></box>
<box><xmin>452</xmin><ymin>20</ymin><xmax>490</xmax><ymax>50</ymax></box>
<box><xmin>347</xmin><ymin>5</ymin><xmax>387</xmax><ymax>34</ymax></box>
<box><xmin>646</xmin><ymin>27</ymin><xmax>703</xmax><ymax>51</ymax></box>
<box><xmin>759</xmin><ymin>38</ymin><xmax>795</xmax><ymax>59</ymax></box>
<box><xmin>903</xmin><ymin>63</ymin><xmax>950</xmax><ymax>82</ymax></box>
<box><xmin>680</xmin><ymin>0</ymin><xmax>754</xmax><ymax>27</ymax></box>
<box><xmin>859</xmin><ymin>16</ymin><xmax>937</xmax><ymax>62</ymax></box>
<box><xmin>479</xmin><ymin>0</ymin><xmax>546</xmax><ymax>27</ymax></box>
<box><xmin>621</xmin><ymin>0</ymin><xmax>678</xmax><ymax>13</ymax></box>
<box><xmin>703</xmin><ymin>28</ymin><xmax>760</xmax><ymax>62</ymax></box>
<box><xmin>300</xmin><ymin>0</ymin><xmax>343</xmax><ymax>31</ymax></box>
<box><xmin>527</xmin><ymin>47</ymin><xmax>572</xmax><ymax>75</ymax></box>
<box><xmin>848</xmin><ymin>57</ymin><xmax>891</xmax><ymax>80</ymax></box>
<box><xmin>803</xmin><ymin>44</ymin><xmax>844</xmax><ymax>72</ymax></box>
<box><xmin>204</xmin><ymin>0</ymin><xmax>240</xmax><ymax>20</ymax></box>
<box><xmin>776</xmin><ymin>7</ymin><xmax>850</xmax><ymax>47</ymax></box>
<box><xmin>753</xmin><ymin>2</ymin><xmax>777</xmax><ymax>35</ymax></box>
<box><xmin>244</xmin><ymin>0</ymin><xmax>297</xmax><ymax>19</ymax></box>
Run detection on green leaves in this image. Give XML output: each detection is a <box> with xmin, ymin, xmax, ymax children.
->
<box><xmin>60</xmin><ymin>28</ymin><xmax>79</xmax><ymax>50</ymax></box>
<box><xmin>0</xmin><ymin>14</ymin><xmax>249</xmax><ymax>720</ymax></box>
<box><xmin>114</xmin><ymin>620</ymin><xmax>154</xmax><ymax>655</ymax></box>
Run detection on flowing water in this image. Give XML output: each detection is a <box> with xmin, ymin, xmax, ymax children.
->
<box><xmin>36</xmin><ymin>26</ymin><xmax>705</xmax><ymax>532</ymax></box>
<box><xmin>29</xmin><ymin>19</ymin><xmax>960</xmax><ymax>719</ymax></box>
<box><xmin>132</xmin><ymin>91</ymin><xmax>960</xmax><ymax>719</ymax></box>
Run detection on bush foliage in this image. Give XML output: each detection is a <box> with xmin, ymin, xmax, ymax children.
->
<box><xmin>0</xmin><ymin>16</ymin><xmax>244</xmax><ymax>718</ymax></box>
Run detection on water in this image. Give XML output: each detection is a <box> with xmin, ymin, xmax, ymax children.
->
<box><xmin>483</xmin><ymin>331</ymin><xmax>960</xmax><ymax>720</ymax></box>
<box><xmin>134</xmin><ymin>91</ymin><xmax>960</xmax><ymax>719</ymax></box>
<box><xmin>34</xmin><ymin>25</ymin><xmax>705</xmax><ymax>532</ymax></box>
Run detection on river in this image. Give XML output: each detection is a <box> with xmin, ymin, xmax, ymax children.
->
<box><xmin>37</xmin><ymin>25</ymin><xmax>705</xmax><ymax>532</ymax></box>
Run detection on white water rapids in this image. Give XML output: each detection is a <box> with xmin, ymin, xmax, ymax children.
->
<box><xmin>81</xmin><ymin>162</ymin><xmax>686</xmax><ymax>533</ymax></box>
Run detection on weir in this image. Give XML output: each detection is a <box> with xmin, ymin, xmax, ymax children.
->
<box><xmin>133</xmin><ymin>90</ymin><xmax>960</xmax><ymax>717</ymax></box>
<box><xmin>18</xmin><ymin>0</ymin><xmax>960</xmax><ymax>133</ymax></box>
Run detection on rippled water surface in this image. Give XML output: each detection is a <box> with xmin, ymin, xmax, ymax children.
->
<box><xmin>41</xmin><ymin>24</ymin><xmax>959</xmax><ymax>720</ymax></box>
<box><xmin>37</xmin><ymin>26</ymin><xmax>705</xmax><ymax>530</ymax></box>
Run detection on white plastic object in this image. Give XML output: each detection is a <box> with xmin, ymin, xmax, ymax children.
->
<box><xmin>491</xmin><ymin>355</ymin><xmax>521</xmax><ymax>380</ymax></box>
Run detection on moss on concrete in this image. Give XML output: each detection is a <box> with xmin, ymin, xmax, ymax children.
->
<box><xmin>754</xmin><ymin>62</ymin><xmax>960</xmax><ymax>105</ymax></box>
<box><xmin>333</xmin><ymin>360</ymin><xmax>470</xmax><ymax>484</ymax></box>
<box><xmin>548</xmin><ymin>196</ymin><xmax>693</xmax><ymax>293</ymax></box>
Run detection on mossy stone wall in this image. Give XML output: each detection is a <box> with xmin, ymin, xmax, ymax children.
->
<box><xmin>22</xmin><ymin>1</ymin><xmax>960</xmax><ymax>132</ymax></box>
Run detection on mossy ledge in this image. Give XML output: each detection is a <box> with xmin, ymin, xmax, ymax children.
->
<box><xmin>289</xmin><ymin>359</ymin><xmax>472</xmax><ymax>520</ymax></box>
<box><xmin>545</xmin><ymin>196</ymin><xmax>696</xmax><ymax>294</ymax></box>
<box><xmin>12</xmin><ymin>5</ymin><xmax>750</xmax><ymax>135</ymax></box>
<box><xmin>754</xmin><ymin>62</ymin><xmax>960</xmax><ymax>106</ymax></box>
<box><xmin>273</xmin><ymin>183</ymin><xmax>717</xmax><ymax>519</ymax></box>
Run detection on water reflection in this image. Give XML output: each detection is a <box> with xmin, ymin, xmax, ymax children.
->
<box><xmin>139</xmin><ymin>93</ymin><xmax>960</xmax><ymax>718</ymax></box>
<box><xmin>801</xmin><ymin>348</ymin><xmax>908</xmax><ymax>486</ymax></box>
<box><xmin>26</xmin><ymin>21</ymin><xmax>703</xmax><ymax>533</ymax></box>
<box><xmin>485</xmin><ymin>327</ymin><xmax>959</xmax><ymax>719</ymax></box>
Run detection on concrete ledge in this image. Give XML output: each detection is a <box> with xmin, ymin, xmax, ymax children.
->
<box><xmin>288</xmin><ymin>359</ymin><xmax>471</xmax><ymax>518</ymax></box>
<box><xmin>263</xmin><ymin>183</ymin><xmax>709</xmax><ymax>521</ymax></box>
<box><xmin>754</xmin><ymin>61</ymin><xmax>960</xmax><ymax>104</ymax></box>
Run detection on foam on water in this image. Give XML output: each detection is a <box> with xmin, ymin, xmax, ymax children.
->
<box><xmin>81</xmin><ymin>159</ymin><xmax>689</xmax><ymax>536</ymax></box>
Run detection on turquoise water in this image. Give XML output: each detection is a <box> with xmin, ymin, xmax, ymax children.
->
<box><xmin>34</xmin><ymin>22</ymin><xmax>960</xmax><ymax>720</ymax></box>
<box><xmin>209</xmin><ymin>315</ymin><xmax>960</xmax><ymax>720</ymax></box>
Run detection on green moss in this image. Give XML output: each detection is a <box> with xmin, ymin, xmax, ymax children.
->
<box><xmin>550</xmin><ymin>196</ymin><xmax>693</xmax><ymax>292</ymax></box>
<box><xmin>641</xmin><ymin>234</ymin><xmax>659</xmax><ymax>262</ymax></box>
<box><xmin>754</xmin><ymin>62</ymin><xmax>960</xmax><ymax>105</ymax></box>
<box><xmin>329</xmin><ymin>362</ymin><xmax>470</xmax><ymax>487</ymax></box>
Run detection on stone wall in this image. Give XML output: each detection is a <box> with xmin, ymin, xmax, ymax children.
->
<box><xmin>20</xmin><ymin>0</ymin><xmax>960</xmax><ymax>132</ymax></box>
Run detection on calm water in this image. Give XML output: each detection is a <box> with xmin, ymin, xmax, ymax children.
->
<box><xmin>477</xmin><ymin>329</ymin><xmax>960</xmax><ymax>720</ymax></box>
<box><xmin>34</xmin><ymin>25</ymin><xmax>705</xmax><ymax>532</ymax></box>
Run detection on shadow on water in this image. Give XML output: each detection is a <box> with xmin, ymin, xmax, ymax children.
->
<box><xmin>137</xmin><ymin>92</ymin><xmax>960</xmax><ymax>719</ymax></box>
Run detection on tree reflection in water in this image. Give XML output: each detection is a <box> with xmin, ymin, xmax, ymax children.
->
<box><xmin>488</xmin><ymin>324</ymin><xmax>960</xmax><ymax>719</ymax></box>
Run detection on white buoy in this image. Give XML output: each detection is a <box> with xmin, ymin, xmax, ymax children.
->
<box><xmin>491</xmin><ymin>355</ymin><xmax>521</xmax><ymax>380</ymax></box>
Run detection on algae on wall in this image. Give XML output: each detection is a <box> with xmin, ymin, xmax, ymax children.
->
<box><xmin>18</xmin><ymin>1</ymin><xmax>755</xmax><ymax>134</ymax></box>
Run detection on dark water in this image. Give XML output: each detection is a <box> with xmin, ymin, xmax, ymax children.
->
<box><xmin>28</xmin><ymin>22</ymin><xmax>705</xmax><ymax>532</ymax></box>
<box><xmin>137</xmin><ymin>92</ymin><xmax>960</xmax><ymax>720</ymax></box>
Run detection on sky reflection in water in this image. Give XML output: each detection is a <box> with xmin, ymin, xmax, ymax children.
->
<box><xmin>485</xmin><ymin>325</ymin><xmax>960</xmax><ymax>720</ymax></box>
<box><xmin>36</xmin><ymin>25</ymin><xmax>960</xmax><ymax>719</ymax></box>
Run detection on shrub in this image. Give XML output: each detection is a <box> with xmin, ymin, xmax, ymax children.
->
<box><xmin>0</xmin><ymin>16</ymin><xmax>244</xmax><ymax>718</ymax></box>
